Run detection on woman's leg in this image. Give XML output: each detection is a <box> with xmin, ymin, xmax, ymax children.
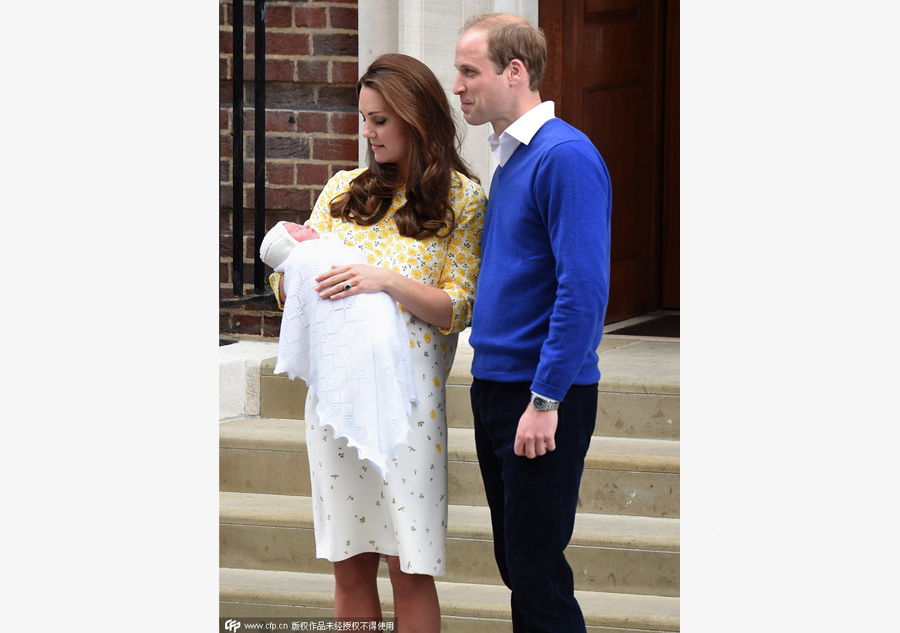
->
<box><xmin>333</xmin><ymin>553</ymin><xmax>382</xmax><ymax>621</ymax></box>
<box><xmin>385</xmin><ymin>555</ymin><xmax>440</xmax><ymax>633</ymax></box>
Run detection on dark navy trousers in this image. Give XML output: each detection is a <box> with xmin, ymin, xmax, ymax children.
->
<box><xmin>470</xmin><ymin>378</ymin><xmax>598</xmax><ymax>633</ymax></box>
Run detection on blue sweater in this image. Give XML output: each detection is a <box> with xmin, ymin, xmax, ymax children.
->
<box><xmin>469</xmin><ymin>118</ymin><xmax>612</xmax><ymax>402</ymax></box>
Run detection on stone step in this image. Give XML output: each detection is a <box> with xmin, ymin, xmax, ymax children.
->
<box><xmin>258</xmin><ymin>337</ymin><xmax>680</xmax><ymax>440</ymax></box>
<box><xmin>447</xmin><ymin>337</ymin><xmax>680</xmax><ymax>439</ymax></box>
<box><xmin>220</xmin><ymin>492</ymin><xmax>679</xmax><ymax>597</ymax></box>
<box><xmin>447</xmin><ymin>428</ymin><xmax>679</xmax><ymax>518</ymax></box>
<box><xmin>221</xmin><ymin>418</ymin><xmax>679</xmax><ymax>518</ymax></box>
<box><xmin>445</xmin><ymin>384</ymin><xmax>680</xmax><ymax>439</ymax></box>
<box><xmin>220</xmin><ymin>567</ymin><xmax>680</xmax><ymax>633</ymax></box>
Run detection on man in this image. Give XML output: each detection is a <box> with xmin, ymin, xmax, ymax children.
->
<box><xmin>453</xmin><ymin>13</ymin><xmax>612</xmax><ymax>633</ymax></box>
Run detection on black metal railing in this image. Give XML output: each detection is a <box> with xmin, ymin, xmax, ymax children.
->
<box><xmin>225</xmin><ymin>0</ymin><xmax>268</xmax><ymax>306</ymax></box>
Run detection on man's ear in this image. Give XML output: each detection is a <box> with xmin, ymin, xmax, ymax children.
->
<box><xmin>507</xmin><ymin>59</ymin><xmax>527</xmax><ymax>86</ymax></box>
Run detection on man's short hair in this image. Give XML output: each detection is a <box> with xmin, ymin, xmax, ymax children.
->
<box><xmin>462</xmin><ymin>13</ymin><xmax>547</xmax><ymax>92</ymax></box>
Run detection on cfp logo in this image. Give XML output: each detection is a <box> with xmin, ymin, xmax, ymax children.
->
<box><xmin>224</xmin><ymin>620</ymin><xmax>241</xmax><ymax>632</ymax></box>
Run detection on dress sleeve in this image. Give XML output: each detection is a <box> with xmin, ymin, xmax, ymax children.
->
<box><xmin>438</xmin><ymin>175</ymin><xmax>487</xmax><ymax>334</ymax></box>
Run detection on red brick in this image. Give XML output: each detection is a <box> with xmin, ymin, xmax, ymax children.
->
<box><xmin>238</xmin><ymin>298</ymin><xmax>278</xmax><ymax>312</ymax></box>
<box><xmin>237</xmin><ymin>213</ymin><xmax>258</xmax><ymax>234</ymax></box>
<box><xmin>265</xmin><ymin>5</ymin><xmax>293</xmax><ymax>28</ymax></box>
<box><xmin>220</xmin><ymin>234</ymin><xmax>234</xmax><ymax>258</ymax></box>
<box><xmin>297</xmin><ymin>111</ymin><xmax>327</xmax><ymax>133</ymax></box>
<box><xmin>265</xmin><ymin>210</ymin><xmax>304</xmax><ymax>230</ymax></box>
<box><xmin>330</xmin><ymin>7</ymin><xmax>358</xmax><ymax>30</ymax></box>
<box><xmin>313</xmin><ymin>138</ymin><xmax>357</xmax><ymax>161</ymax></box>
<box><xmin>220</xmin><ymin>184</ymin><xmax>234</xmax><ymax>209</ymax></box>
<box><xmin>221</xmin><ymin>159</ymin><xmax>231</xmax><ymax>182</ymax></box>
<box><xmin>220</xmin><ymin>133</ymin><xmax>234</xmax><ymax>158</ymax></box>
<box><xmin>266</xmin><ymin>162</ymin><xmax>294</xmax><ymax>185</ymax></box>
<box><xmin>266</xmin><ymin>32</ymin><xmax>310</xmax><ymax>56</ymax></box>
<box><xmin>262</xmin><ymin>314</ymin><xmax>282</xmax><ymax>337</ymax></box>
<box><xmin>246</xmin><ymin>135</ymin><xmax>310</xmax><ymax>160</ymax></box>
<box><xmin>268</xmin><ymin>110</ymin><xmax>297</xmax><ymax>133</ymax></box>
<box><xmin>220</xmin><ymin>208</ymin><xmax>233</xmax><ymax>232</ymax></box>
<box><xmin>317</xmin><ymin>85</ymin><xmax>356</xmax><ymax>109</ymax></box>
<box><xmin>220</xmin><ymin>57</ymin><xmax>230</xmax><ymax>81</ymax></box>
<box><xmin>241</xmin><ymin>160</ymin><xmax>254</xmax><ymax>183</ymax></box>
<box><xmin>312</xmin><ymin>33</ymin><xmax>357</xmax><ymax>57</ymax></box>
<box><xmin>271</xmin><ymin>187</ymin><xmax>313</xmax><ymax>211</ymax></box>
<box><xmin>296</xmin><ymin>60</ymin><xmax>328</xmax><ymax>83</ymax></box>
<box><xmin>243</xmin><ymin>58</ymin><xmax>294</xmax><ymax>82</ymax></box>
<box><xmin>220</xmin><ymin>310</ymin><xmax>235</xmax><ymax>328</ymax></box>
<box><xmin>295</xmin><ymin>7</ymin><xmax>327</xmax><ymax>28</ymax></box>
<box><xmin>296</xmin><ymin>163</ymin><xmax>328</xmax><ymax>185</ymax></box>
<box><xmin>332</xmin><ymin>112</ymin><xmax>359</xmax><ymax>135</ymax></box>
<box><xmin>220</xmin><ymin>80</ymin><xmax>234</xmax><ymax>105</ymax></box>
<box><xmin>248</xmin><ymin>186</ymin><xmax>311</xmax><ymax>212</ymax></box>
<box><xmin>243</xmin><ymin>110</ymin><xmax>296</xmax><ymax>133</ymax></box>
<box><xmin>220</xmin><ymin>29</ymin><xmax>234</xmax><ymax>55</ymax></box>
<box><xmin>241</xmin><ymin>3</ymin><xmax>255</xmax><ymax>27</ymax></box>
<box><xmin>267</xmin><ymin>83</ymin><xmax>316</xmax><ymax>109</ymax></box>
<box><xmin>332</xmin><ymin>60</ymin><xmax>358</xmax><ymax>84</ymax></box>
<box><xmin>234</xmin><ymin>314</ymin><xmax>263</xmax><ymax>335</ymax></box>
<box><xmin>220</xmin><ymin>108</ymin><xmax>230</xmax><ymax>131</ymax></box>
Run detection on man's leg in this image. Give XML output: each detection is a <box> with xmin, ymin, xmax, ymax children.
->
<box><xmin>471</xmin><ymin>378</ymin><xmax>518</xmax><ymax>590</ymax></box>
<box><xmin>472</xmin><ymin>379</ymin><xmax>597</xmax><ymax>632</ymax></box>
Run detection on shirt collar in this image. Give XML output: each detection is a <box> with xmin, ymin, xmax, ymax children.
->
<box><xmin>487</xmin><ymin>101</ymin><xmax>556</xmax><ymax>167</ymax></box>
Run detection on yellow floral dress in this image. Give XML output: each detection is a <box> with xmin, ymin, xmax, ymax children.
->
<box><xmin>303</xmin><ymin>168</ymin><xmax>485</xmax><ymax>575</ymax></box>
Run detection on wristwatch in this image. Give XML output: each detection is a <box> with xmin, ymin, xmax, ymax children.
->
<box><xmin>531</xmin><ymin>392</ymin><xmax>560</xmax><ymax>411</ymax></box>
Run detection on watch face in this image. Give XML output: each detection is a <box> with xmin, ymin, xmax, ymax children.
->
<box><xmin>531</xmin><ymin>395</ymin><xmax>558</xmax><ymax>411</ymax></box>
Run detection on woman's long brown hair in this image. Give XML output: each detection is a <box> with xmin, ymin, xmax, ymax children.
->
<box><xmin>329</xmin><ymin>54</ymin><xmax>476</xmax><ymax>240</ymax></box>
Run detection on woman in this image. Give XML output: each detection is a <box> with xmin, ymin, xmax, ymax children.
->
<box><xmin>302</xmin><ymin>54</ymin><xmax>486</xmax><ymax>631</ymax></box>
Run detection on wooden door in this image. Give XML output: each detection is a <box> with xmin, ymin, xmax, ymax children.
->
<box><xmin>540</xmin><ymin>0</ymin><xmax>679</xmax><ymax>323</ymax></box>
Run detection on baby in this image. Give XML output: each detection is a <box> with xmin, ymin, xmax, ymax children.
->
<box><xmin>259</xmin><ymin>222</ymin><xmax>417</xmax><ymax>475</ymax></box>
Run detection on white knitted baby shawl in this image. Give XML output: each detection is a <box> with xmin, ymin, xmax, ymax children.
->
<box><xmin>274</xmin><ymin>236</ymin><xmax>417</xmax><ymax>476</ymax></box>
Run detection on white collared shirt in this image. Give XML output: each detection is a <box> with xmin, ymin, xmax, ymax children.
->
<box><xmin>487</xmin><ymin>100</ymin><xmax>557</xmax><ymax>167</ymax></box>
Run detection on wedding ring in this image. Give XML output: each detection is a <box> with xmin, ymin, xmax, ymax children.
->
<box><xmin>343</xmin><ymin>283</ymin><xmax>352</xmax><ymax>291</ymax></box>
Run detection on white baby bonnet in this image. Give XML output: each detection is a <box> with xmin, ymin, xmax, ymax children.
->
<box><xmin>260</xmin><ymin>221</ymin><xmax>301</xmax><ymax>269</ymax></box>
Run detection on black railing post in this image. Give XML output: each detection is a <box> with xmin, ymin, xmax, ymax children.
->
<box><xmin>231</xmin><ymin>0</ymin><xmax>244</xmax><ymax>297</ymax></box>
<box><xmin>253</xmin><ymin>0</ymin><xmax>267</xmax><ymax>291</ymax></box>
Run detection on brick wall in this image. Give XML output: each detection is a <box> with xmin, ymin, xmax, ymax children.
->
<box><xmin>219</xmin><ymin>0</ymin><xmax>359</xmax><ymax>340</ymax></box>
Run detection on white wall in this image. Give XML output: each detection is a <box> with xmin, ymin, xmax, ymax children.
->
<box><xmin>357</xmin><ymin>0</ymin><xmax>539</xmax><ymax>195</ymax></box>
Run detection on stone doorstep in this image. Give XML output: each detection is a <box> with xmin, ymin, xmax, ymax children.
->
<box><xmin>221</xmin><ymin>419</ymin><xmax>679</xmax><ymax>473</ymax></box>
<box><xmin>219</xmin><ymin>567</ymin><xmax>680</xmax><ymax>633</ymax></box>
<box><xmin>447</xmin><ymin>337</ymin><xmax>680</xmax><ymax>397</ymax></box>
<box><xmin>220</xmin><ymin>419</ymin><xmax>680</xmax><ymax>518</ymax></box>
<box><xmin>261</xmin><ymin>374</ymin><xmax>682</xmax><ymax>440</ymax></box>
<box><xmin>260</xmin><ymin>342</ymin><xmax>680</xmax><ymax>393</ymax></box>
<box><xmin>256</xmin><ymin>336</ymin><xmax>680</xmax><ymax>434</ymax></box>
<box><xmin>220</xmin><ymin>492</ymin><xmax>679</xmax><ymax>553</ymax></box>
<box><xmin>220</xmin><ymin>492</ymin><xmax>680</xmax><ymax>596</ymax></box>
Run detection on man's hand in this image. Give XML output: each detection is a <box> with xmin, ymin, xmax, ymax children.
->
<box><xmin>514</xmin><ymin>405</ymin><xmax>558</xmax><ymax>458</ymax></box>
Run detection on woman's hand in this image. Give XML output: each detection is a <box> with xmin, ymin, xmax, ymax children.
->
<box><xmin>314</xmin><ymin>264</ymin><xmax>391</xmax><ymax>299</ymax></box>
<box><xmin>315</xmin><ymin>263</ymin><xmax>453</xmax><ymax>330</ymax></box>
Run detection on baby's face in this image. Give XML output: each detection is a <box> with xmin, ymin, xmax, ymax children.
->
<box><xmin>286</xmin><ymin>223</ymin><xmax>319</xmax><ymax>243</ymax></box>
